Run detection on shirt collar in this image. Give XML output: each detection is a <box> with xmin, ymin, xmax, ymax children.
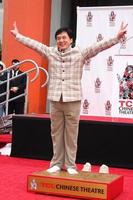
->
<box><xmin>57</xmin><ymin>46</ymin><xmax>71</xmax><ymax>53</ymax></box>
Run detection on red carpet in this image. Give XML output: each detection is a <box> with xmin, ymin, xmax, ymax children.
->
<box><xmin>0</xmin><ymin>134</ymin><xmax>12</xmax><ymax>143</ymax></box>
<box><xmin>0</xmin><ymin>155</ymin><xmax>133</xmax><ymax>200</ymax></box>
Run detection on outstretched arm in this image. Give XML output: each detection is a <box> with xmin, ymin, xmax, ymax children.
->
<box><xmin>82</xmin><ymin>22</ymin><xmax>128</xmax><ymax>60</ymax></box>
<box><xmin>10</xmin><ymin>22</ymin><xmax>50</xmax><ymax>57</ymax></box>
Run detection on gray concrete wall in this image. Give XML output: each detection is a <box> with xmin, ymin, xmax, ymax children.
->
<box><xmin>50</xmin><ymin>0</ymin><xmax>71</xmax><ymax>46</ymax></box>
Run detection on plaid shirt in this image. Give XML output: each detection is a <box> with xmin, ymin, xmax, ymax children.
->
<box><xmin>16</xmin><ymin>33</ymin><xmax>119</xmax><ymax>102</ymax></box>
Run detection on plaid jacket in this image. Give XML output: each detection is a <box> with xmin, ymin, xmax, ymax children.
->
<box><xmin>16</xmin><ymin>33</ymin><xmax>119</xmax><ymax>102</ymax></box>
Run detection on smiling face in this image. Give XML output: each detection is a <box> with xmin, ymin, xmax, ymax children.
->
<box><xmin>56</xmin><ymin>31</ymin><xmax>73</xmax><ymax>51</ymax></box>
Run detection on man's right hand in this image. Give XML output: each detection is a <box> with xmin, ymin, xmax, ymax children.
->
<box><xmin>10</xmin><ymin>87</ymin><xmax>18</xmax><ymax>93</ymax></box>
<box><xmin>10</xmin><ymin>22</ymin><xmax>19</xmax><ymax>37</ymax></box>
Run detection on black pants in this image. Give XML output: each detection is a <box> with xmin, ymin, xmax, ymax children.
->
<box><xmin>8</xmin><ymin>101</ymin><xmax>25</xmax><ymax>114</ymax></box>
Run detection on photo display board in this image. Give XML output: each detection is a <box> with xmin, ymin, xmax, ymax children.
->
<box><xmin>76</xmin><ymin>6</ymin><xmax>133</xmax><ymax>122</ymax></box>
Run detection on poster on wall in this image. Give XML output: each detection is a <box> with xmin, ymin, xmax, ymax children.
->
<box><xmin>112</xmin><ymin>55</ymin><xmax>133</xmax><ymax>119</ymax></box>
<box><xmin>76</xmin><ymin>6</ymin><xmax>133</xmax><ymax>121</ymax></box>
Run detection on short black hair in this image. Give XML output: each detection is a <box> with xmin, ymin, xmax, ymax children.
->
<box><xmin>0</xmin><ymin>64</ymin><xmax>3</xmax><ymax>70</ymax></box>
<box><xmin>12</xmin><ymin>59</ymin><xmax>20</xmax><ymax>63</ymax></box>
<box><xmin>55</xmin><ymin>27</ymin><xmax>74</xmax><ymax>40</ymax></box>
